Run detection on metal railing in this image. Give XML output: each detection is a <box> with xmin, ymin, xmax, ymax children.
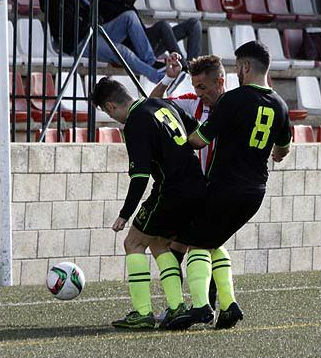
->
<box><xmin>9</xmin><ymin>0</ymin><xmax>146</xmax><ymax>142</ymax></box>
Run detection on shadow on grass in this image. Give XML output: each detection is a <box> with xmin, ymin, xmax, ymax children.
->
<box><xmin>0</xmin><ymin>324</ymin><xmax>135</xmax><ymax>341</ymax></box>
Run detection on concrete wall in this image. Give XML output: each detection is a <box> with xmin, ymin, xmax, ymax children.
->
<box><xmin>10</xmin><ymin>143</ymin><xmax>321</xmax><ymax>285</ymax></box>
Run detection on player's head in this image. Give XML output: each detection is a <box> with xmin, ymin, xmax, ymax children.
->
<box><xmin>188</xmin><ymin>55</ymin><xmax>225</xmax><ymax>107</ymax></box>
<box><xmin>234</xmin><ymin>41</ymin><xmax>271</xmax><ymax>85</ymax></box>
<box><xmin>92</xmin><ymin>77</ymin><xmax>134</xmax><ymax>123</ymax></box>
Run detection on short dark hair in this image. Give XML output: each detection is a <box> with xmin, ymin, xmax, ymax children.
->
<box><xmin>92</xmin><ymin>77</ymin><xmax>132</xmax><ymax>108</ymax></box>
<box><xmin>188</xmin><ymin>55</ymin><xmax>225</xmax><ymax>79</ymax></box>
<box><xmin>234</xmin><ymin>41</ymin><xmax>271</xmax><ymax>73</ymax></box>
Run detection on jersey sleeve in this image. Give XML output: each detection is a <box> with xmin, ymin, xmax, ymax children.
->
<box><xmin>124</xmin><ymin>114</ymin><xmax>153</xmax><ymax>178</ymax></box>
<box><xmin>275</xmin><ymin>104</ymin><xmax>292</xmax><ymax>147</ymax></box>
<box><xmin>197</xmin><ymin>93</ymin><xmax>232</xmax><ymax>143</ymax></box>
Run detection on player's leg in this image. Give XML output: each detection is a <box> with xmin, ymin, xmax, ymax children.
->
<box><xmin>150</xmin><ymin>240</ymin><xmax>187</xmax><ymax>327</ymax></box>
<box><xmin>211</xmin><ymin>246</ymin><xmax>243</xmax><ymax>329</ymax></box>
<box><xmin>163</xmin><ymin>245</ymin><xmax>215</xmax><ymax>330</ymax></box>
<box><xmin>112</xmin><ymin>225</ymin><xmax>156</xmax><ymax>329</ymax></box>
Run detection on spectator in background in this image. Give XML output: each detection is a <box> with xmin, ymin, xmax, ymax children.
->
<box><xmin>98</xmin><ymin>0</ymin><xmax>202</xmax><ymax>72</ymax></box>
<box><xmin>42</xmin><ymin>0</ymin><xmax>165</xmax><ymax>83</ymax></box>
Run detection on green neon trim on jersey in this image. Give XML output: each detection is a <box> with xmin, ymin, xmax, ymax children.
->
<box><xmin>247</xmin><ymin>83</ymin><xmax>273</xmax><ymax>91</ymax></box>
<box><xmin>196</xmin><ymin>128</ymin><xmax>211</xmax><ymax>145</ymax></box>
<box><xmin>127</xmin><ymin>98</ymin><xmax>145</xmax><ymax>118</ymax></box>
<box><xmin>130</xmin><ymin>173</ymin><xmax>150</xmax><ymax>179</ymax></box>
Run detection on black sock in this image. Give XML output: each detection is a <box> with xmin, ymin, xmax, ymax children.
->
<box><xmin>170</xmin><ymin>248</ymin><xmax>185</xmax><ymax>285</ymax></box>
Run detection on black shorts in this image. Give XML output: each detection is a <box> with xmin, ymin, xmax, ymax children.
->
<box><xmin>177</xmin><ymin>187</ymin><xmax>265</xmax><ymax>249</ymax></box>
<box><xmin>133</xmin><ymin>190</ymin><xmax>204</xmax><ymax>239</ymax></box>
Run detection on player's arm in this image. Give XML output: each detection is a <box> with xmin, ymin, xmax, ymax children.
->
<box><xmin>112</xmin><ymin>119</ymin><xmax>152</xmax><ymax>232</ymax></box>
<box><xmin>272</xmin><ymin>107</ymin><xmax>292</xmax><ymax>163</ymax></box>
<box><xmin>189</xmin><ymin>93</ymin><xmax>230</xmax><ymax>149</ymax></box>
<box><xmin>149</xmin><ymin>52</ymin><xmax>182</xmax><ymax>98</ymax></box>
<box><xmin>272</xmin><ymin>143</ymin><xmax>291</xmax><ymax>162</ymax></box>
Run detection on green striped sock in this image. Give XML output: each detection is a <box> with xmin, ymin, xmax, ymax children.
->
<box><xmin>211</xmin><ymin>246</ymin><xmax>235</xmax><ymax>311</ymax></box>
<box><xmin>186</xmin><ymin>249</ymin><xmax>212</xmax><ymax>308</ymax></box>
<box><xmin>126</xmin><ymin>253</ymin><xmax>152</xmax><ymax>315</ymax></box>
<box><xmin>156</xmin><ymin>252</ymin><xmax>183</xmax><ymax>310</ymax></box>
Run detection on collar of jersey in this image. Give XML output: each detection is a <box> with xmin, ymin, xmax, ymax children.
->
<box><xmin>246</xmin><ymin>83</ymin><xmax>273</xmax><ymax>91</ymax></box>
<box><xmin>126</xmin><ymin>98</ymin><xmax>146</xmax><ymax>119</ymax></box>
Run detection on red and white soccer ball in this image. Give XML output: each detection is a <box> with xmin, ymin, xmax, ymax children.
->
<box><xmin>46</xmin><ymin>262</ymin><xmax>85</xmax><ymax>300</ymax></box>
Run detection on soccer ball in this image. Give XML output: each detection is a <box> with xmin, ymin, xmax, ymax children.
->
<box><xmin>46</xmin><ymin>262</ymin><xmax>85</xmax><ymax>300</ymax></box>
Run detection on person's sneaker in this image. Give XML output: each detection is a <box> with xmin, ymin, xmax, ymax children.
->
<box><xmin>159</xmin><ymin>302</ymin><xmax>188</xmax><ymax>329</ymax></box>
<box><xmin>208</xmin><ymin>277</ymin><xmax>217</xmax><ymax>311</ymax></box>
<box><xmin>166</xmin><ymin>71</ymin><xmax>187</xmax><ymax>96</ymax></box>
<box><xmin>215</xmin><ymin>302</ymin><xmax>243</xmax><ymax>330</ymax></box>
<box><xmin>165</xmin><ymin>304</ymin><xmax>215</xmax><ymax>330</ymax></box>
<box><xmin>112</xmin><ymin>311</ymin><xmax>156</xmax><ymax>329</ymax></box>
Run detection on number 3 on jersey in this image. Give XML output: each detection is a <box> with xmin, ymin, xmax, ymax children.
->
<box><xmin>154</xmin><ymin>108</ymin><xmax>187</xmax><ymax>146</ymax></box>
<box><xmin>250</xmin><ymin>106</ymin><xmax>275</xmax><ymax>149</ymax></box>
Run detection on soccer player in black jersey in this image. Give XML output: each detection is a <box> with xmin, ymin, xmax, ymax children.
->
<box><xmin>166</xmin><ymin>41</ymin><xmax>292</xmax><ymax>330</ymax></box>
<box><xmin>92</xmin><ymin>77</ymin><xmax>207</xmax><ymax>329</ymax></box>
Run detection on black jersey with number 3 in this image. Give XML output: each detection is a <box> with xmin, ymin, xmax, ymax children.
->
<box><xmin>123</xmin><ymin>97</ymin><xmax>205</xmax><ymax>198</ymax></box>
<box><xmin>197</xmin><ymin>84</ymin><xmax>292</xmax><ymax>192</ymax></box>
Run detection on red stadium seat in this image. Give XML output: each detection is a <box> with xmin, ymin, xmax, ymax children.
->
<box><xmin>288</xmin><ymin>0</ymin><xmax>319</xmax><ymax>22</ymax></box>
<box><xmin>313</xmin><ymin>126</ymin><xmax>321</xmax><ymax>142</ymax></box>
<box><xmin>17</xmin><ymin>0</ymin><xmax>41</xmax><ymax>15</ymax></box>
<box><xmin>65</xmin><ymin>128</ymin><xmax>88</xmax><ymax>142</ymax></box>
<box><xmin>265</xmin><ymin>0</ymin><xmax>296</xmax><ymax>21</ymax></box>
<box><xmin>30</xmin><ymin>72</ymin><xmax>59</xmax><ymax>122</ymax></box>
<box><xmin>221</xmin><ymin>0</ymin><xmax>251</xmax><ymax>21</ymax></box>
<box><xmin>35</xmin><ymin>128</ymin><xmax>65</xmax><ymax>142</ymax></box>
<box><xmin>96</xmin><ymin>127</ymin><xmax>123</xmax><ymax>143</ymax></box>
<box><xmin>244</xmin><ymin>0</ymin><xmax>274</xmax><ymax>22</ymax></box>
<box><xmin>288</xmin><ymin>109</ymin><xmax>308</xmax><ymax>121</ymax></box>
<box><xmin>283</xmin><ymin>29</ymin><xmax>304</xmax><ymax>59</ymax></box>
<box><xmin>196</xmin><ymin>0</ymin><xmax>224</xmax><ymax>12</ymax></box>
<box><xmin>9</xmin><ymin>72</ymin><xmax>28</xmax><ymax>122</ymax></box>
<box><xmin>293</xmin><ymin>125</ymin><xmax>316</xmax><ymax>142</ymax></box>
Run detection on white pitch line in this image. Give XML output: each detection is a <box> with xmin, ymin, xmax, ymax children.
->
<box><xmin>0</xmin><ymin>286</ymin><xmax>320</xmax><ymax>308</ymax></box>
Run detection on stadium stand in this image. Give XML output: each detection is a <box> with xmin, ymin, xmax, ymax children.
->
<box><xmin>243</xmin><ymin>0</ymin><xmax>274</xmax><ymax>22</ymax></box>
<box><xmin>56</xmin><ymin>73</ymin><xmax>88</xmax><ymax>122</ymax></box>
<box><xmin>9</xmin><ymin>72</ymin><xmax>29</xmax><ymax>122</ymax></box>
<box><xmin>265</xmin><ymin>0</ymin><xmax>296</xmax><ymax>22</ymax></box>
<box><xmin>7</xmin><ymin>0</ymin><xmax>321</xmax><ymax>142</ymax></box>
<box><xmin>232</xmin><ymin>24</ymin><xmax>256</xmax><ymax>51</ymax></box>
<box><xmin>293</xmin><ymin>125</ymin><xmax>317</xmax><ymax>142</ymax></box>
<box><xmin>288</xmin><ymin>0</ymin><xmax>319</xmax><ymax>22</ymax></box>
<box><xmin>282</xmin><ymin>29</ymin><xmax>315</xmax><ymax>69</ymax></box>
<box><xmin>207</xmin><ymin>26</ymin><xmax>236</xmax><ymax>65</ymax></box>
<box><xmin>296</xmin><ymin>76</ymin><xmax>321</xmax><ymax>115</ymax></box>
<box><xmin>257</xmin><ymin>28</ymin><xmax>291</xmax><ymax>70</ymax></box>
<box><xmin>35</xmin><ymin>128</ymin><xmax>64</xmax><ymax>142</ymax></box>
<box><xmin>8</xmin><ymin>21</ymin><xmax>22</xmax><ymax>65</ymax></box>
<box><xmin>65</xmin><ymin>128</ymin><xmax>89</xmax><ymax>142</ymax></box>
<box><xmin>171</xmin><ymin>0</ymin><xmax>202</xmax><ymax>19</ymax></box>
<box><xmin>17</xmin><ymin>0</ymin><xmax>41</xmax><ymax>15</ymax></box>
<box><xmin>17</xmin><ymin>19</ymin><xmax>57</xmax><ymax>65</ymax></box>
<box><xmin>146</xmin><ymin>0</ymin><xmax>177</xmax><ymax>19</ymax></box>
<box><xmin>30</xmin><ymin>72</ymin><xmax>58</xmax><ymax>122</ymax></box>
<box><xmin>96</xmin><ymin>127</ymin><xmax>123</xmax><ymax>143</ymax></box>
<box><xmin>195</xmin><ymin>0</ymin><xmax>226</xmax><ymax>21</ymax></box>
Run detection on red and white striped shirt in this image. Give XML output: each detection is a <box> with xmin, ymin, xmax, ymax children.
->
<box><xmin>170</xmin><ymin>93</ymin><xmax>215</xmax><ymax>174</ymax></box>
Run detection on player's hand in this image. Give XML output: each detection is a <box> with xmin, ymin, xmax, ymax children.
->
<box><xmin>166</xmin><ymin>52</ymin><xmax>183</xmax><ymax>79</ymax></box>
<box><xmin>272</xmin><ymin>152</ymin><xmax>282</xmax><ymax>162</ymax></box>
<box><xmin>112</xmin><ymin>217</ymin><xmax>127</xmax><ymax>232</ymax></box>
